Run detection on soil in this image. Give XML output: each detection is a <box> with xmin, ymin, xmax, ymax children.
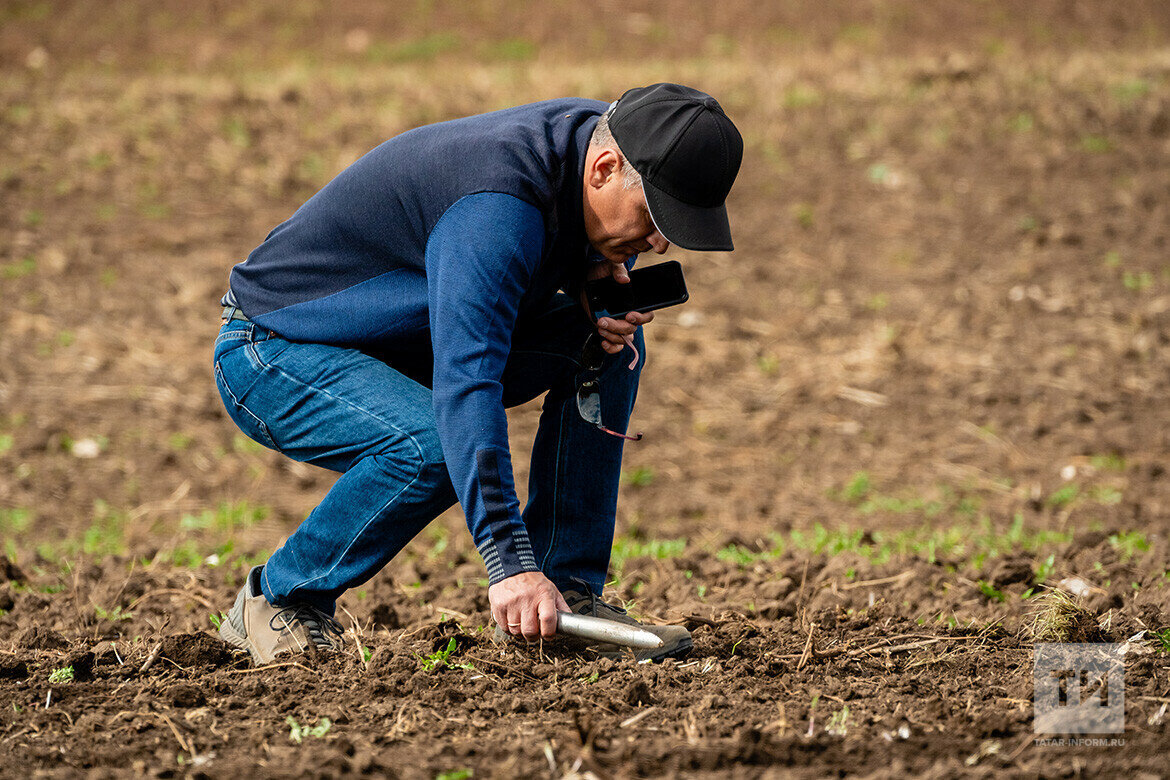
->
<box><xmin>3</xmin><ymin>1</ymin><xmax>1170</xmax><ymax>777</ymax></box>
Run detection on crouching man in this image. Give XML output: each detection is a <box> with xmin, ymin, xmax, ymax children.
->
<box><xmin>212</xmin><ymin>83</ymin><xmax>742</xmax><ymax>664</ymax></box>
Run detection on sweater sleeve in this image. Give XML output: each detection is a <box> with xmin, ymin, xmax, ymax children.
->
<box><xmin>425</xmin><ymin>192</ymin><xmax>546</xmax><ymax>584</ymax></box>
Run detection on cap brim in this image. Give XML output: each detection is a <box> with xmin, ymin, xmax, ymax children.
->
<box><xmin>642</xmin><ymin>178</ymin><xmax>734</xmax><ymax>252</ymax></box>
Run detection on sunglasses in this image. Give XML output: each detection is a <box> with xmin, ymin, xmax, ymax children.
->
<box><xmin>575</xmin><ymin>334</ymin><xmax>643</xmax><ymax>442</ymax></box>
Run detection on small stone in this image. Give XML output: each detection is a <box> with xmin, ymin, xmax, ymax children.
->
<box><xmin>70</xmin><ymin>438</ymin><xmax>102</xmax><ymax>458</ymax></box>
<box><xmin>25</xmin><ymin>47</ymin><xmax>48</xmax><ymax>69</ymax></box>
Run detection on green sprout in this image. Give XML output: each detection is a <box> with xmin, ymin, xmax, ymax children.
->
<box><xmin>1152</xmin><ymin>628</ymin><xmax>1170</xmax><ymax>655</ymax></box>
<box><xmin>287</xmin><ymin>716</ymin><xmax>332</xmax><ymax>743</ymax></box>
<box><xmin>826</xmin><ymin>706</ymin><xmax>850</xmax><ymax>737</ymax></box>
<box><xmin>976</xmin><ymin>580</ymin><xmax>1006</xmax><ymax>603</ymax></box>
<box><xmin>94</xmin><ymin>605</ymin><xmax>133</xmax><ymax>622</ymax></box>
<box><xmin>417</xmin><ymin>637</ymin><xmax>474</xmax><ymax>672</ymax></box>
<box><xmin>48</xmin><ymin>666</ymin><xmax>74</xmax><ymax>684</ymax></box>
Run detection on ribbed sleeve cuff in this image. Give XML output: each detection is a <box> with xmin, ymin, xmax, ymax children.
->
<box><xmin>477</xmin><ymin>528</ymin><xmax>539</xmax><ymax>585</ymax></box>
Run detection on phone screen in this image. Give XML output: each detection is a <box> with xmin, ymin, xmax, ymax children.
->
<box><xmin>585</xmin><ymin>260</ymin><xmax>689</xmax><ymax>319</ymax></box>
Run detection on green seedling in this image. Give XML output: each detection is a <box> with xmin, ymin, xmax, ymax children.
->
<box><xmin>610</xmin><ymin>536</ymin><xmax>686</xmax><ymax>570</ymax></box>
<box><xmin>1153</xmin><ymin>628</ymin><xmax>1170</xmax><ymax>655</ymax></box>
<box><xmin>2</xmin><ymin>257</ymin><xmax>36</xmax><ymax>279</ymax></box>
<box><xmin>841</xmin><ymin>471</ymin><xmax>871</xmax><ymax>502</ymax></box>
<box><xmin>1090</xmin><ymin>453</ymin><xmax>1126</xmax><ymax>472</ymax></box>
<box><xmin>581</xmin><ymin>671</ymin><xmax>599</xmax><ymax>684</ymax></box>
<box><xmin>1089</xmin><ymin>486</ymin><xmax>1123</xmax><ymax>506</ymax></box>
<box><xmin>756</xmin><ymin>354</ymin><xmax>780</xmax><ymax>374</ymax></box>
<box><xmin>623</xmin><ymin>466</ymin><xmax>655</xmax><ymax>487</ymax></box>
<box><xmin>826</xmin><ymin>706</ymin><xmax>850</xmax><ymax>737</ymax></box>
<box><xmin>717</xmin><ymin>544</ymin><xmax>758</xmax><ymax>567</ymax></box>
<box><xmin>1080</xmin><ymin>134</ymin><xmax>1112</xmax><ymax>153</ymax></box>
<box><xmin>48</xmin><ymin>666</ymin><xmax>74</xmax><ymax>684</ymax></box>
<box><xmin>1123</xmin><ymin>271</ymin><xmax>1153</xmax><ymax>292</ymax></box>
<box><xmin>167</xmin><ymin>432</ymin><xmax>194</xmax><ymax>451</ymax></box>
<box><xmin>435</xmin><ymin>770</ymin><xmax>473</xmax><ymax>780</ymax></box>
<box><xmin>1034</xmin><ymin>554</ymin><xmax>1056</xmax><ymax>585</ymax></box>
<box><xmin>976</xmin><ymin>580</ymin><xmax>1006</xmax><ymax>603</ymax></box>
<box><xmin>362</xmin><ymin>646</ymin><xmax>372</xmax><ymax>664</ymax></box>
<box><xmin>286</xmin><ymin>716</ymin><xmax>331</xmax><ymax>743</ymax></box>
<box><xmin>1046</xmin><ymin>484</ymin><xmax>1079</xmax><ymax>509</ymax></box>
<box><xmin>209</xmin><ymin>612</ymin><xmax>227</xmax><ymax>630</ymax></box>
<box><xmin>1110</xmin><ymin>530</ymin><xmax>1150</xmax><ymax>561</ymax></box>
<box><xmin>417</xmin><ymin>637</ymin><xmax>474</xmax><ymax>672</ymax></box>
<box><xmin>94</xmin><ymin>605</ymin><xmax>133</xmax><ymax>622</ymax></box>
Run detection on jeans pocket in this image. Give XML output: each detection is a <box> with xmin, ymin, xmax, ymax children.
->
<box><xmin>214</xmin><ymin>359</ymin><xmax>279</xmax><ymax>451</ymax></box>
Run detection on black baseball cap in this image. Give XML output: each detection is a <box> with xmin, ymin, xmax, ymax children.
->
<box><xmin>608</xmin><ymin>83</ymin><xmax>743</xmax><ymax>252</ymax></box>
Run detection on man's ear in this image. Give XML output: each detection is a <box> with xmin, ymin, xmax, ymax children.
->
<box><xmin>587</xmin><ymin>147</ymin><xmax>621</xmax><ymax>188</ymax></box>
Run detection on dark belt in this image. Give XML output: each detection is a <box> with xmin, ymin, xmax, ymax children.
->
<box><xmin>221</xmin><ymin>306</ymin><xmax>251</xmax><ymax>323</ymax></box>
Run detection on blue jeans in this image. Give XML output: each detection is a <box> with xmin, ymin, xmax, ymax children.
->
<box><xmin>213</xmin><ymin>294</ymin><xmax>643</xmax><ymax>613</ymax></box>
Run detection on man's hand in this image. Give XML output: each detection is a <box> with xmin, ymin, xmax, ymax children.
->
<box><xmin>596</xmin><ymin>311</ymin><xmax>653</xmax><ymax>354</ymax></box>
<box><xmin>586</xmin><ymin>258</ymin><xmax>654</xmax><ymax>355</ymax></box>
<box><xmin>488</xmin><ymin>571</ymin><xmax>571</xmax><ymax>641</ymax></box>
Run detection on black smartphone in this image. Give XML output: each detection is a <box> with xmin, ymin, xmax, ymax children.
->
<box><xmin>585</xmin><ymin>260</ymin><xmax>689</xmax><ymax>320</ymax></box>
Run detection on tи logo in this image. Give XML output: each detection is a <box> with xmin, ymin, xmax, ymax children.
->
<box><xmin>1033</xmin><ymin>643</ymin><xmax>1125</xmax><ymax>735</ymax></box>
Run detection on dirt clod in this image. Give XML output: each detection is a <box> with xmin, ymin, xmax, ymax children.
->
<box><xmin>369</xmin><ymin>603</ymin><xmax>399</xmax><ymax>629</ymax></box>
<box><xmin>159</xmin><ymin>632</ymin><xmax>233</xmax><ymax>668</ymax></box>
<box><xmin>0</xmin><ymin>654</ymin><xmax>29</xmax><ymax>680</ymax></box>
<box><xmin>0</xmin><ymin>556</ymin><xmax>25</xmax><ymax>583</ymax></box>
<box><xmin>169</xmin><ymin>683</ymin><xmax>207</xmax><ymax>707</ymax></box>
<box><xmin>64</xmin><ymin>651</ymin><xmax>96</xmax><ymax>681</ymax></box>
<box><xmin>17</xmin><ymin>626</ymin><xmax>70</xmax><ymax>651</ymax></box>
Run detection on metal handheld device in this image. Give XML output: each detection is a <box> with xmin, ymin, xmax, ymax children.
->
<box><xmin>556</xmin><ymin>612</ymin><xmax>664</xmax><ymax>650</ymax></box>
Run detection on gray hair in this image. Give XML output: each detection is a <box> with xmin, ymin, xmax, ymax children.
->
<box><xmin>590</xmin><ymin>108</ymin><xmax>643</xmax><ymax>191</ymax></box>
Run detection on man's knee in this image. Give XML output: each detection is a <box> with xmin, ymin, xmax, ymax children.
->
<box><xmin>369</xmin><ymin>427</ymin><xmax>448</xmax><ymax>488</ymax></box>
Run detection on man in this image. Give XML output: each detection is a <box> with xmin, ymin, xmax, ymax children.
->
<box><xmin>212</xmin><ymin>83</ymin><xmax>742</xmax><ymax>665</ymax></box>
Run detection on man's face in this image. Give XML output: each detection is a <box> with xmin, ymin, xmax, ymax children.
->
<box><xmin>583</xmin><ymin>147</ymin><xmax>670</xmax><ymax>267</ymax></box>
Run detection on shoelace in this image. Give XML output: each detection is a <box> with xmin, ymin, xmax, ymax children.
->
<box><xmin>270</xmin><ymin>605</ymin><xmax>345</xmax><ymax>650</ymax></box>
<box><xmin>569</xmin><ymin>576</ymin><xmax>628</xmax><ymax>619</ymax></box>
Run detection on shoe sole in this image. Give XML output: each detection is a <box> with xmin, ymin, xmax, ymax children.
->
<box><xmin>637</xmin><ymin>634</ymin><xmax>693</xmax><ymax>663</ymax></box>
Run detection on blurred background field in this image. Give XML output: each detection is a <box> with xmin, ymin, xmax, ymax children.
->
<box><xmin>2</xmin><ymin>2</ymin><xmax>1170</xmax><ymax>775</ymax></box>
<box><xmin>2</xmin><ymin>0</ymin><xmax>1168</xmax><ymax>570</ymax></box>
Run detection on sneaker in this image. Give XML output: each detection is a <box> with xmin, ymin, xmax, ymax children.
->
<box><xmin>560</xmin><ymin>583</ymin><xmax>692</xmax><ymax>662</ymax></box>
<box><xmin>218</xmin><ymin>566</ymin><xmax>344</xmax><ymax>665</ymax></box>
<box><xmin>493</xmin><ymin>579</ymin><xmax>692</xmax><ymax>663</ymax></box>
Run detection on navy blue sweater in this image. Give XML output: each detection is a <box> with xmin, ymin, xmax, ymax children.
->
<box><xmin>223</xmin><ymin>98</ymin><xmax>608</xmax><ymax>583</ymax></box>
